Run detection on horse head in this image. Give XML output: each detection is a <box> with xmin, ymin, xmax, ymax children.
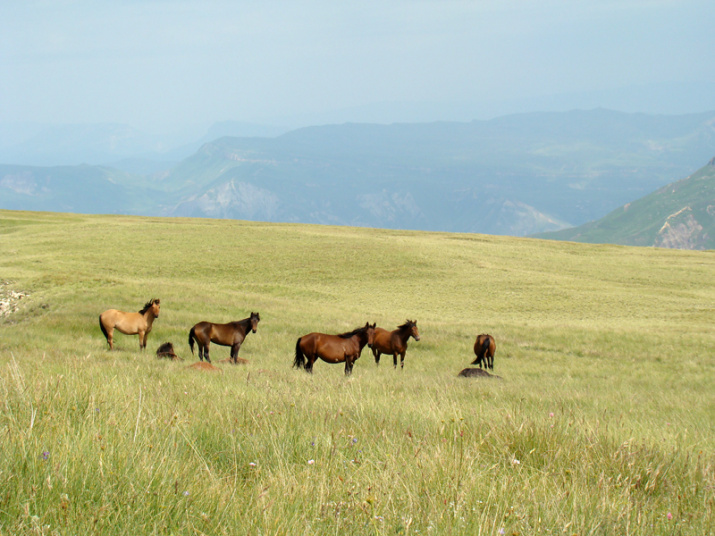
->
<box><xmin>250</xmin><ymin>312</ymin><xmax>261</xmax><ymax>333</ymax></box>
<box><xmin>408</xmin><ymin>319</ymin><xmax>420</xmax><ymax>341</ymax></box>
<box><xmin>140</xmin><ymin>298</ymin><xmax>161</xmax><ymax>318</ymax></box>
<box><xmin>366</xmin><ymin>322</ymin><xmax>376</xmax><ymax>347</ymax></box>
<box><xmin>151</xmin><ymin>299</ymin><xmax>161</xmax><ymax>318</ymax></box>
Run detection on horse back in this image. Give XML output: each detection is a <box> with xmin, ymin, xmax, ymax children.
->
<box><xmin>301</xmin><ymin>332</ymin><xmax>353</xmax><ymax>363</ymax></box>
<box><xmin>102</xmin><ymin>309</ymin><xmax>145</xmax><ymax>334</ymax></box>
<box><xmin>474</xmin><ymin>334</ymin><xmax>496</xmax><ymax>358</ymax></box>
<box><xmin>372</xmin><ymin>327</ymin><xmax>394</xmax><ymax>353</ymax></box>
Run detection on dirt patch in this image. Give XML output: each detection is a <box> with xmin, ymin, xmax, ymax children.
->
<box><xmin>188</xmin><ymin>362</ymin><xmax>223</xmax><ymax>373</ymax></box>
<box><xmin>218</xmin><ymin>357</ymin><xmax>249</xmax><ymax>365</ymax></box>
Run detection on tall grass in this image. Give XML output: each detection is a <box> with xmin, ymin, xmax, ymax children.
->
<box><xmin>0</xmin><ymin>210</ymin><xmax>713</xmax><ymax>535</ymax></box>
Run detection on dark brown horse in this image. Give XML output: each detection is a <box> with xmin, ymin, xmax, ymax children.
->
<box><xmin>472</xmin><ymin>333</ymin><xmax>496</xmax><ymax>370</ymax></box>
<box><xmin>371</xmin><ymin>319</ymin><xmax>420</xmax><ymax>369</ymax></box>
<box><xmin>99</xmin><ymin>298</ymin><xmax>160</xmax><ymax>350</ymax></box>
<box><xmin>188</xmin><ymin>312</ymin><xmax>260</xmax><ymax>364</ymax></box>
<box><xmin>294</xmin><ymin>323</ymin><xmax>376</xmax><ymax>375</ymax></box>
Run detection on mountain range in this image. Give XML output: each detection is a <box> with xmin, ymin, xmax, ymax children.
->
<box><xmin>536</xmin><ymin>157</ymin><xmax>715</xmax><ymax>250</ymax></box>
<box><xmin>1</xmin><ymin>109</ymin><xmax>714</xmax><ymax>242</ymax></box>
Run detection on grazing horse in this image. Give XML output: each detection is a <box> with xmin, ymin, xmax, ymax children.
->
<box><xmin>371</xmin><ymin>319</ymin><xmax>420</xmax><ymax>369</ymax></box>
<box><xmin>294</xmin><ymin>323</ymin><xmax>376</xmax><ymax>376</ymax></box>
<box><xmin>472</xmin><ymin>333</ymin><xmax>496</xmax><ymax>370</ymax></box>
<box><xmin>99</xmin><ymin>298</ymin><xmax>161</xmax><ymax>351</ymax></box>
<box><xmin>188</xmin><ymin>312</ymin><xmax>260</xmax><ymax>364</ymax></box>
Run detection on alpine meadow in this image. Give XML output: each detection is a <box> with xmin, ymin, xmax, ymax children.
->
<box><xmin>0</xmin><ymin>209</ymin><xmax>713</xmax><ymax>535</ymax></box>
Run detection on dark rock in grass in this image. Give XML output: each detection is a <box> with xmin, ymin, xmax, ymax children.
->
<box><xmin>156</xmin><ymin>342</ymin><xmax>181</xmax><ymax>360</ymax></box>
<box><xmin>458</xmin><ymin>367</ymin><xmax>502</xmax><ymax>379</ymax></box>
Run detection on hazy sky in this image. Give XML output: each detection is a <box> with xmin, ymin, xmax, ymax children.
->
<box><xmin>2</xmin><ymin>0</ymin><xmax>714</xmax><ymax>132</ymax></box>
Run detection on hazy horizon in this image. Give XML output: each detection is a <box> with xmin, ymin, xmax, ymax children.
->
<box><xmin>2</xmin><ymin>0</ymin><xmax>714</xmax><ymax>138</ymax></box>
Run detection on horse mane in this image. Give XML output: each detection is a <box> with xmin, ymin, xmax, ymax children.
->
<box><xmin>139</xmin><ymin>298</ymin><xmax>158</xmax><ymax>314</ymax></box>
<box><xmin>398</xmin><ymin>319</ymin><xmax>416</xmax><ymax>330</ymax></box>
<box><xmin>338</xmin><ymin>325</ymin><xmax>368</xmax><ymax>339</ymax></box>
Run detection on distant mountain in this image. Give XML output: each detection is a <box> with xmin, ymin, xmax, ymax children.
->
<box><xmin>534</xmin><ymin>158</ymin><xmax>715</xmax><ymax>250</ymax></box>
<box><xmin>0</xmin><ymin>164</ymin><xmax>156</xmax><ymax>214</ymax></box>
<box><xmin>157</xmin><ymin>109</ymin><xmax>715</xmax><ymax>235</ymax></box>
<box><xmin>2</xmin><ymin>109</ymin><xmax>715</xmax><ymax>237</ymax></box>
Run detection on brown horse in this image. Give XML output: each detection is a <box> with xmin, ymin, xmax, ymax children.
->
<box><xmin>371</xmin><ymin>319</ymin><xmax>420</xmax><ymax>369</ymax></box>
<box><xmin>294</xmin><ymin>323</ymin><xmax>376</xmax><ymax>375</ymax></box>
<box><xmin>472</xmin><ymin>333</ymin><xmax>496</xmax><ymax>370</ymax></box>
<box><xmin>188</xmin><ymin>312</ymin><xmax>260</xmax><ymax>364</ymax></box>
<box><xmin>99</xmin><ymin>298</ymin><xmax>161</xmax><ymax>351</ymax></box>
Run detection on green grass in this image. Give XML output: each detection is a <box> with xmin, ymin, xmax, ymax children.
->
<box><xmin>0</xmin><ymin>209</ymin><xmax>713</xmax><ymax>535</ymax></box>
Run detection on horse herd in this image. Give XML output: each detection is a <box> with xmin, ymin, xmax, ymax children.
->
<box><xmin>98</xmin><ymin>298</ymin><xmax>497</xmax><ymax>376</ymax></box>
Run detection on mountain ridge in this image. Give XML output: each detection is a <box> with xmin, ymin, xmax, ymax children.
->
<box><xmin>534</xmin><ymin>157</ymin><xmax>715</xmax><ymax>249</ymax></box>
<box><xmin>2</xmin><ymin>109</ymin><xmax>715</xmax><ymax>239</ymax></box>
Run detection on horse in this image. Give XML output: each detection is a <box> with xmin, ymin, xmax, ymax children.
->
<box><xmin>99</xmin><ymin>298</ymin><xmax>160</xmax><ymax>351</ymax></box>
<box><xmin>188</xmin><ymin>312</ymin><xmax>260</xmax><ymax>364</ymax></box>
<box><xmin>472</xmin><ymin>333</ymin><xmax>496</xmax><ymax>370</ymax></box>
<box><xmin>371</xmin><ymin>319</ymin><xmax>420</xmax><ymax>369</ymax></box>
<box><xmin>294</xmin><ymin>323</ymin><xmax>376</xmax><ymax>376</ymax></box>
<box><xmin>156</xmin><ymin>342</ymin><xmax>181</xmax><ymax>360</ymax></box>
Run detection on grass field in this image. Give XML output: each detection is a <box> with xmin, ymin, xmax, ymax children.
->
<box><xmin>0</xmin><ymin>209</ymin><xmax>713</xmax><ymax>535</ymax></box>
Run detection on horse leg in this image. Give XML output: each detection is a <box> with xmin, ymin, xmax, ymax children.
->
<box><xmin>231</xmin><ymin>343</ymin><xmax>241</xmax><ymax>364</ymax></box>
<box><xmin>306</xmin><ymin>356</ymin><xmax>315</xmax><ymax>374</ymax></box>
<box><xmin>138</xmin><ymin>330</ymin><xmax>146</xmax><ymax>351</ymax></box>
<box><xmin>393</xmin><ymin>353</ymin><xmax>398</xmax><ymax>369</ymax></box>
<box><xmin>106</xmin><ymin>327</ymin><xmax>114</xmax><ymax>350</ymax></box>
<box><xmin>345</xmin><ymin>355</ymin><xmax>353</xmax><ymax>376</ymax></box>
<box><xmin>373</xmin><ymin>347</ymin><xmax>381</xmax><ymax>365</ymax></box>
<box><xmin>400</xmin><ymin>351</ymin><xmax>406</xmax><ymax>370</ymax></box>
<box><xmin>204</xmin><ymin>344</ymin><xmax>211</xmax><ymax>363</ymax></box>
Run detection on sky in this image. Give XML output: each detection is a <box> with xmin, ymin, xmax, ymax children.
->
<box><xmin>2</xmin><ymin>0</ymin><xmax>715</xmax><ymax>134</ymax></box>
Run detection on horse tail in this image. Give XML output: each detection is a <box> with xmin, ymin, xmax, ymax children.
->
<box><xmin>188</xmin><ymin>327</ymin><xmax>196</xmax><ymax>355</ymax></box>
<box><xmin>99</xmin><ymin>314</ymin><xmax>109</xmax><ymax>342</ymax></box>
<box><xmin>481</xmin><ymin>335</ymin><xmax>492</xmax><ymax>357</ymax></box>
<box><xmin>293</xmin><ymin>337</ymin><xmax>305</xmax><ymax>369</ymax></box>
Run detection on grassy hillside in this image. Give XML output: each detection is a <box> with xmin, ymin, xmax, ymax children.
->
<box><xmin>0</xmin><ymin>209</ymin><xmax>713</xmax><ymax>534</ymax></box>
<box><xmin>538</xmin><ymin>157</ymin><xmax>715</xmax><ymax>249</ymax></box>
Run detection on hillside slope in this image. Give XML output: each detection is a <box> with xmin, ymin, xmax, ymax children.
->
<box><xmin>0</xmin><ymin>210</ymin><xmax>713</xmax><ymax>534</ymax></box>
<box><xmin>536</xmin><ymin>157</ymin><xmax>715</xmax><ymax>249</ymax></box>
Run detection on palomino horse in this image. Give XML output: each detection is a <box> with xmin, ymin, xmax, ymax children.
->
<box><xmin>371</xmin><ymin>319</ymin><xmax>420</xmax><ymax>369</ymax></box>
<box><xmin>294</xmin><ymin>323</ymin><xmax>376</xmax><ymax>375</ymax></box>
<box><xmin>472</xmin><ymin>333</ymin><xmax>496</xmax><ymax>370</ymax></box>
<box><xmin>99</xmin><ymin>298</ymin><xmax>161</xmax><ymax>350</ymax></box>
<box><xmin>188</xmin><ymin>312</ymin><xmax>260</xmax><ymax>364</ymax></box>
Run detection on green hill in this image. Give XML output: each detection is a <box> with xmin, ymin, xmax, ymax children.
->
<box><xmin>536</xmin><ymin>157</ymin><xmax>715</xmax><ymax>249</ymax></box>
<box><xmin>0</xmin><ymin>210</ymin><xmax>714</xmax><ymax>534</ymax></box>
